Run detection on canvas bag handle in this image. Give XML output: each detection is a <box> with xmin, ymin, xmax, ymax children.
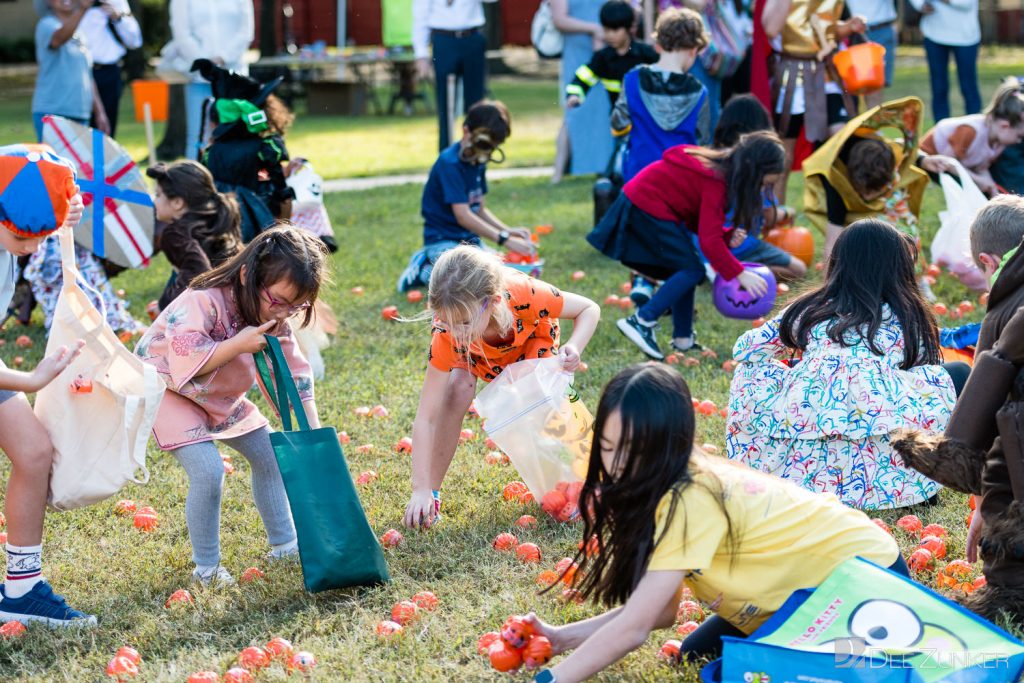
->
<box><xmin>254</xmin><ymin>334</ymin><xmax>310</xmax><ymax>433</ymax></box>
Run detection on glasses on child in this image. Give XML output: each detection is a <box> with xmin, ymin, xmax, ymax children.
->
<box><xmin>261</xmin><ymin>287</ymin><xmax>312</xmax><ymax>315</ymax></box>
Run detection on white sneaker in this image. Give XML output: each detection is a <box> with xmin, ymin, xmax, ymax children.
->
<box><xmin>192</xmin><ymin>566</ymin><xmax>235</xmax><ymax>586</ymax></box>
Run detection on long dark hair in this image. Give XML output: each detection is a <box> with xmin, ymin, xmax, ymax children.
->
<box><xmin>779</xmin><ymin>219</ymin><xmax>940</xmax><ymax>370</ymax></box>
<box><xmin>189</xmin><ymin>224</ymin><xmax>329</xmax><ymax>328</ymax></box>
<box><xmin>568</xmin><ymin>364</ymin><xmax>734</xmax><ymax>607</ymax></box>
<box><xmin>147</xmin><ymin>160</ymin><xmax>242</xmax><ymax>263</ymax></box>
<box><xmin>713</xmin><ymin>94</ymin><xmax>772</xmax><ymax>149</ymax></box>
<box><xmin>687</xmin><ymin>130</ymin><xmax>785</xmax><ymax>233</ymax></box>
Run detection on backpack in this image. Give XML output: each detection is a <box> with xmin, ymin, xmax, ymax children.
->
<box><xmin>531</xmin><ymin>1</ymin><xmax>564</xmax><ymax>59</ymax></box>
<box><xmin>699</xmin><ymin>0</ymin><xmax>750</xmax><ymax>78</ymax></box>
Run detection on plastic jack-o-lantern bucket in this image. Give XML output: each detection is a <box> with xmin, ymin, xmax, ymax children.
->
<box><xmin>833</xmin><ymin>42</ymin><xmax>886</xmax><ymax>95</ymax></box>
<box><xmin>713</xmin><ymin>263</ymin><xmax>777</xmax><ymax>320</ymax></box>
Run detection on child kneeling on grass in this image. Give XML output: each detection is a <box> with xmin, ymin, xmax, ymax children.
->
<box><xmin>0</xmin><ymin>146</ymin><xmax>92</xmax><ymax>626</ymax></box>
<box><xmin>398</xmin><ymin>100</ymin><xmax>536</xmax><ymax>293</ymax></box>
<box><xmin>136</xmin><ymin>227</ymin><xmax>327</xmax><ymax>585</ymax></box>
<box><xmin>726</xmin><ymin>219</ymin><xmax>964</xmax><ymax>510</ymax></box>
<box><xmin>523</xmin><ymin>363</ymin><xmax>906</xmax><ymax>682</ymax></box>
<box><xmin>402</xmin><ymin>246</ymin><xmax>600</xmax><ymax>529</ymax></box>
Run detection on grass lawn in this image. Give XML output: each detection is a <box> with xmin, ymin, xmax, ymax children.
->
<box><xmin>0</xmin><ymin>52</ymin><xmax>1020</xmax><ymax>681</ymax></box>
<box><xmin>1</xmin><ymin>44</ymin><xmax>1023</xmax><ymax>179</ymax></box>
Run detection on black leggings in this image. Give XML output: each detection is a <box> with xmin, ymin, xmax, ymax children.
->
<box><xmin>681</xmin><ymin>554</ymin><xmax>911</xmax><ymax>662</ymax></box>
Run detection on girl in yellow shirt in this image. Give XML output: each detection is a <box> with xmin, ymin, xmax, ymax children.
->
<box><xmin>524</xmin><ymin>363</ymin><xmax>906</xmax><ymax>683</ymax></box>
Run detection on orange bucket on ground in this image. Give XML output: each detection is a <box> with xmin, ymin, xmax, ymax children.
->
<box><xmin>833</xmin><ymin>42</ymin><xmax>886</xmax><ymax>95</ymax></box>
<box><xmin>130</xmin><ymin>80</ymin><xmax>169</xmax><ymax>122</ymax></box>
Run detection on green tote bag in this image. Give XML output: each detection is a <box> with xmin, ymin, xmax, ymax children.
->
<box><xmin>255</xmin><ymin>335</ymin><xmax>390</xmax><ymax>592</ymax></box>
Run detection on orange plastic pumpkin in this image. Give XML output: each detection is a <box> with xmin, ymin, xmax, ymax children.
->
<box><xmin>115</xmin><ymin>647</ymin><xmax>141</xmax><ymax>666</ymax></box>
<box><xmin>832</xmin><ymin>42</ymin><xmax>886</xmax><ymax>95</ymax></box>
<box><xmin>113</xmin><ymin>500</ymin><xmax>136</xmax><ymax>517</ymax></box>
<box><xmin>488</xmin><ymin>639</ymin><xmax>523</xmax><ymax>672</ymax></box>
<box><xmin>412</xmin><ymin>590</ymin><xmax>439</xmax><ymax>611</ymax></box>
<box><xmin>376</xmin><ymin>620</ymin><xmax>404</xmax><ymax>638</ymax></box>
<box><xmin>921</xmin><ymin>523</ymin><xmax>948</xmax><ymax>538</ymax></box>
<box><xmin>536</xmin><ymin>570</ymin><xmax>560</xmax><ymax>588</ymax></box>
<box><xmin>237</xmin><ymin>646</ymin><xmax>270</xmax><ymax>671</ymax></box>
<box><xmin>394</xmin><ymin>437</ymin><xmax>412</xmax><ymax>453</ymax></box>
<box><xmin>516</xmin><ymin>542</ymin><xmax>542</xmax><ymax>564</ymax></box>
<box><xmin>502</xmin><ymin>482</ymin><xmax>529</xmax><ymax>501</ymax></box>
<box><xmin>0</xmin><ymin>621</ymin><xmax>25</xmax><ymax>638</ymax></box>
<box><xmin>765</xmin><ymin>225</ymin><xmax>815</xmax><ymax>267</ymax></box>
<box><xmin>896</xmin><ymin>515</ymin><xmax>922</xmax><ymax>535</ymax></box>
<box><xmin>555</xmin><ymin>558</ymin><xmax>579</xmax><ymax>586</ymax></box>
<box><xmin>186</xmin><ymin>673</ymin><xmax>219</xmax><ymax>683</ymax></box>
<box><xmin>493</xmin><ymin>532</ymin><xmax>519</xmax><ymax>551</ymax></box>
<box><xmin>677</xmin><ymin>600</ymin><xmax>705</xmax><ymax>623</ymax></box>
<box><xmin>677</xmin><ymin>621</ymin><xmax>699</xmax><ymax>637</ymax></box>
<box><xmin>239</xmin><ymin>567</ymin><xmax>265</xmax><ymax>584</ymax></box>
<box><xmin>541</xmin><ymin>490</ymin><xmax>567</xmax><ymax>516</ymax></box>
<box><xmin>477</xmin><ymin>631</ymin><xmax>501</xmax><ymax>656</ymax></box>
<box><xmin>265</xmin><ymin>637</ymin><xmax>293</xmax><ymax>661</ymax></box>
<box><xmin>523</xmin><ymin>635</ymin><xmax>553</xmax><ymax>669</ymax></box>
<box><xmin>221</xmin><ymin>667</ymin><xmax>253</xmax><ymax>683</ymax></box>
<box><xmin>391</xmin><ymin>600</ymin><xmax>420</xmax><ymax>625</ymax></box>
<box><xmin>919</xmin><ymin>535</ymin><xmax>947</xmax><ymax>560</ymax></box>
<box><xmin>288</xmin><ymin>652</ymin><xmax>317</xmax><ymax>673</ymax></box>
<box><xmin>164</xmin><ymin>589</ymin><xmax>193</xmax><ymax>608</ymax></box>
<box><xmin>105</xmin><ymin>656</ymin><xmax>138</xmax><ymax>679</ymax></box>
<box><xmin>133</xmin><ymin>508</ymin><xmax>159</xmax><ymax>532</ymax></box>
<box><xmin>500</xmin><ymin>615</ymin><xmax>535</xmax><ymax>649</ymax></box>
<box><xmin>380</xmin><ymin>528</ymin><xmax>403</xmax><ymax>548</ymax></box>
<box><xmin>515</xmin><ymin>515</ymin><xmax>538</xmax><ymax>529</ymax></box>
<box><xmin>908</xmin><ymin>548</ymin><xmax>935</xmax><ymax>573</ymax></box>
<box><xmin>658</xmin><ymin>639</ymin><xmax>682</xmax><ymax>661</ymax></box>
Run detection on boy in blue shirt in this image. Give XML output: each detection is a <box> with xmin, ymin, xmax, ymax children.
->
<box><xmin>398</xmin><ymin>100</ymin><xmax>536</xmax><ymax>292</ymax></box>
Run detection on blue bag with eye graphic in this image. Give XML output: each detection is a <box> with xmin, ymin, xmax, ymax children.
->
<box><xmin>702</xmin><ymin>557</ymin><xmax>1024</xmax><ymax>683</ymax></box>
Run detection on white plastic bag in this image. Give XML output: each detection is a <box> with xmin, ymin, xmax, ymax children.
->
<box><xmin>35</xmin><ymin>228</ymin><xmax>165</xmax><ymax>511</ymax></box>
<box><xmin>474</xmin><ymin>358</ymin><xmax>593</xmax><ymax>522</ymax></box>
<box><xmin>931</xmin><ymin>161</ymin><xmax>989</xmax><ymax>291</ymax></box>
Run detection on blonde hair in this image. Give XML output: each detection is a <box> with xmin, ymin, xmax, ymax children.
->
<box><xmin>985</xmin><ymin>77</ymin><xmax>1024</xmax><ymax>123</ymax></box>
<box><xmin>424</xmin><ymin>246</ymin><xmax>514</xmax><ymax>356</ymax></box>
<box><xmin>970</xmin><ymin>194</ymin><xmax>1024</xmax><ymax>267</ymax></box>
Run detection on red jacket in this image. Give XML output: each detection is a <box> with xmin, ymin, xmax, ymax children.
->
<box><xmin>623</xmin><ymin>145</ymin><xmax>743</xmax><ymax>280</ymax></box>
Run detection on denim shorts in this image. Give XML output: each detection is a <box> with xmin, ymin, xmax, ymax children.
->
<box><xmin>866</xmin><ymin>22</ymin><xmax>897</xmax><ymax>87</ymax></box>
<box><xmin>733</xmin><ymin>238</ymin><xmax>794</xmax><ymax>267</ymax></box>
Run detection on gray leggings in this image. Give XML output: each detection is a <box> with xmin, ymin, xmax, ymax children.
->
<box><xmin>171</xmin><ymin>427</ymin><xmax>296</xmax><ymax>567</ymax></box>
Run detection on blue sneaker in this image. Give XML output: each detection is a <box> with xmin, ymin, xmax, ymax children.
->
<box><xmin>0</xmin><ymin>581</ymin><xmax>97</xmax><ymax>627</ymax></box>
<box><xmin>397</xmin><ymin>249</ymin><xmax>428</xmax><ymax>293</ymax></box>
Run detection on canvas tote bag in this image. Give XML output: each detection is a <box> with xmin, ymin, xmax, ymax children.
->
<box><xmin>35</xmin><ymin>227</ymin><xmax>164</xmax><ymax>511</ymax></box>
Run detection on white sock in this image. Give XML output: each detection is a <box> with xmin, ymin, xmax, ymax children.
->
<box><xmin>270</xmin><ymin>539</ymin><xmax>298</xmax><ymax>556</ymax></box>
<box><xmin>5</xmin><ymin>544</ymin><xmax>43</xmax><ymax>598</ymax></box>
<box><xmin>636</xmin><ymin>315</ymin><xmax>656</xmax><ymax>327</ymax></box>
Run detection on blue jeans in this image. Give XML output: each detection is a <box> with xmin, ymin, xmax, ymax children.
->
<box><xmin>865</xmin><ymin>23</ymin><xmax>897</xmax><ymax>87</ymax></box>
<box><xmin>32</xmin><ymin>113</ymin><xmax>88</xmax><ymax>142</ymax></box>
<box><xmin>923</xmin><ymin>38</ymin><xmax>981</xmax><ymax>122</ymax></box>
<box><xmin>185</xmin><ymin>81</ymin><xmax>213</xmax><ymax>160</ymax></box>
<box><xmin>431</xmin><ymin>31</ymin><xmax>487</xmax><ymax>151</ymax></box>
<box><xmin>689</xmin><ymin>59</ymin><xmax>721</xmax><ymax>132</ymax></box>
<box><xmin>638</xmin><ymin>266</ymin><xmax>704</xmax><ymax>339</ymax></box>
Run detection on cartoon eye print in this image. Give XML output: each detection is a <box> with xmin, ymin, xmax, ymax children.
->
<box><xmin>849</xmin><ymin>600</ymin><xmax>923</xmax><ymax>650</ymax></box>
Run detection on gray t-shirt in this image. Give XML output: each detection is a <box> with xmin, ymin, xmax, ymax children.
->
<box><xmin>31</xmin><ymin>15</ymin><xmax>93</xmax><ymax>120</ymax></box>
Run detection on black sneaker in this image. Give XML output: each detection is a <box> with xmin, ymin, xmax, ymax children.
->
<box><xmin>670</xmin><ymin>335</ymin><xmax>704</xmax><ymax>353</ymax></box>
<box><xmin>617</xmin><ymin>315</ymin><xmax>664</xmax><ymax>360</ymax></box>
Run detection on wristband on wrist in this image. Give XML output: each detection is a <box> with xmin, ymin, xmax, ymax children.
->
<box><xmin>497</xmin><ymin>229</ymin><xmax>510</xmax><ymax>246</ymax></box>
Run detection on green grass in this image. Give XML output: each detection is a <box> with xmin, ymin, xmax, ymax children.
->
<box><xmin>1</xmin><ymin>44</ymin><xmax>1023</xmax><ymax>179</ymax></box>
<box><xmin>0</xmin><ymin>164</ymin><xmax>1004</xmax><ymax>681</ymax></box>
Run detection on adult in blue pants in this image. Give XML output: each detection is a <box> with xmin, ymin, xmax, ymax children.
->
<box><xmin>908</xmin><ymin>0</ymin><xmax>980</xmax><ymax>122</ymax></box>
<box><xmin>413</xmin><ymin>0</ymin><xmax>493</xmax><ymax>151</ymax></box>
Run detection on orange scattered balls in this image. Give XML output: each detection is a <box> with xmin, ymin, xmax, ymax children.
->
<box><xmin>412</xmin><ymin>590</ymin><xmax>439</xmax><ymax>611</ymax></box>
<box><xmin>516</xmin><ymin>542</ymin><xmax>542</xmax><ymax>564</ymax></box>
<box><xmin>105</xmin><ymin>656</ymin><xmax>138</xmax><ymax>679</ymax></box>
<box><xmin>391</xmin><ymin>600</ymin><xmax>420</xmax><ymax>626</ymax></box>
<box><xmin>477</xmin><ymin>631</ymin><xmax>501</xmax><ymax>656</ymax></box>
<box><xmin>493</xmin><ymin>532</ymin><xmax>519</xmax><ymax>552</ymax></box>
<box><xmin>376</xmin><ymin>620</ymin><xmax>404</xmax><ymax>638</ymax></box>
<box><xmin>896</xmin><ymin>515</ymin><xmax>922</xmax><ymax>535</ymax></box>
<box><xmin>503</xmin><ymin>481</ymin><xmax>529</xmax><ymax>501</ymax></box>
<box><xmin>515</xmin><ymin>515</ymin><xmax>538</xmax><ymax>529</ymax></box>
<box><xmin>265</xmin><ymin>637</ymin><xmax>293</xmax><ymax>661</ymax></box>
<box><xmin>239</xmin><ymin>567</ymin><xmax>265</xmax><ymax>584</ymax></box>
<box><xmin>164</xmin><ymin>589</ymin><xmax>193</xmax><ymax>608</ymax></box>
<box><xmin>380</xmin><ymin>529</ymin><xmax>403</xmax><ymax>548</ymax></box>
<box><xmin>523</xmin><ymin>635</ymin><xmax>553</xmax><ymax>669</ymax></box>
<box><xmin>113</xmin><ymin>499</ymin><xmax>136</xmax><ymax>517</ymax></box>
<box><xmin>407</xmin><ymin>290</ymin><xmax>424</xmax><ymax>303</ymax></box>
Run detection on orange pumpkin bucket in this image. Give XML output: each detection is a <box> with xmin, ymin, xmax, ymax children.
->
<box><xmin>833</xmin><ymin>43</ymin><xmax>886</xmax><ymax>95</ymax></box>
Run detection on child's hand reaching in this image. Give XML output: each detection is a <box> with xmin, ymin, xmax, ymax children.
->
<box><xmin>728</xmin><ymin>228</ymin><xmax>748</xmax><ymax>249</ymax></box>
<box><xmin>28</xmin><ymin>340</ymin><xmax>85</xmax><ymax>392</ymax></box>
<box><xmin>559</xmin><ymin>343</ymin><xmax>581</xmax><ymax>372</ymax></box>
<box><xmin>737</xmin><ymin>269</ymin><xmax>769</xmax><ymax>297</ymax></box>
<box><xmin>966</xmin><ymin>504</ymin><xmax>984</xmax><ymax>563</ymax></box>
<box><xmin>403</xmin><ymin>489</ymin><xmax>437</xmax><ymax>530</ymax></box>
<box><xmin>566</xmin><ymin>95</ymin><xmax>582</xmax><ymax>109</ymax></box>
<box><xmin>506</xmin><ymin>235</ymin><xmax>538</xmax><ymax>258</ymax></box>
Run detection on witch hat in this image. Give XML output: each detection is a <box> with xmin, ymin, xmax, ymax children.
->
<box><xmin>191</xmin><ymin>59</ymin><xmax>283</xmax><ymax>106</ymax></box>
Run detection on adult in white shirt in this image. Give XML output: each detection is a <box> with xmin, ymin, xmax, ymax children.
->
<box><xmin>79</xmin><ymin>0</ymin><xmax>141</xmax><ymax>137</ymax></box>
<box><xmin>908</xmin><ymin>0</ymin><xmax>980</xmax><ymax>121</ymax></box>
<box><xmin>846</xmin><ymin>0</ymin><xmax>896</xmax><ymax>109</ymax></box>
<box><xmin>167</xmin><ymin>0</ymin><xmax>254</xmax><ymax>158</ymax></box>
<box><xmin>413</xmin><ymin>0</ymin><xmax>497</xmax><ymax>151</ymax></box>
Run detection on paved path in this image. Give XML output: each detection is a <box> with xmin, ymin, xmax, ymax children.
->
<box><xmin>322</xmin><ymin>165</ymin><xmax>552</xmax><ymax>193</ymax></box>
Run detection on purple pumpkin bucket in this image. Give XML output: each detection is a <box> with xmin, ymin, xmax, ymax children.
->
<box><xmin>713</xmin><ymin>263</ymin><xmax>777</xmax><ymax>320</ymax></box>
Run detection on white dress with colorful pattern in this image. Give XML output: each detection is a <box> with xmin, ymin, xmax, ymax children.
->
<box><xmin>725</xmin><ymin>307</ymin><xmax>955</xmax><ymax>509</ymax></box>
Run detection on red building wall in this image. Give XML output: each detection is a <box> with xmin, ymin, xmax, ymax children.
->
<box><xmin>252</xmin><ymin>0</ymin><xmax>539</xmax><ymax>50</ymax></box>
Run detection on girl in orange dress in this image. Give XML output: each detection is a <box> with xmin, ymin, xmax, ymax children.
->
<box><xmin>402</xmin><ymin>246</ymin><xmax>601</xmax><ymax>529</ymax></box>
